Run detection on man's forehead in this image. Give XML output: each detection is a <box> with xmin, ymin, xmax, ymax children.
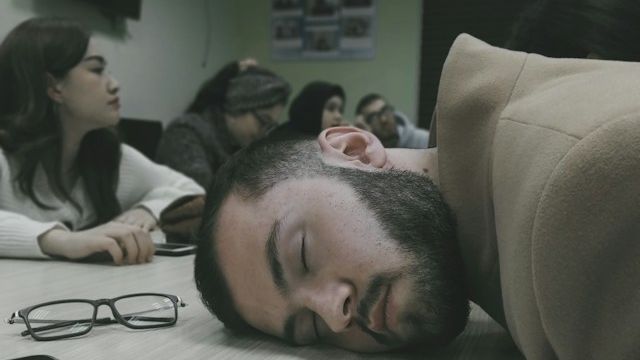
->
<box><xmin>363</xmin><ymin>98</ymin><xmax>386</xmax><ymax>114</ymax></box>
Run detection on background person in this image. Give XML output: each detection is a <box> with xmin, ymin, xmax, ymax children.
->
<box><xmin>355</xmin><ymin>93</ymin><xmax>429</xmax><ymax>148</ymax></box>
<box><xmin>0</xmin><ymin>17</ymin><xmax>205</xmax><ymax>264</ymax></box>
<box><xmin>284</xmin><ymin>81</ymin><xmax>346</xmax><ymax>136</ymax></box>
<box><xmin>156</xmin><ymin>59</ymin><xmax>291</xmax><ymax>188</ymax></box>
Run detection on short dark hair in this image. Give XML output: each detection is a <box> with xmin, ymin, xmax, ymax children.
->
<box><xmin>355</xmin><ymin>93</ymin><xmax>383</xmax><ymax>116</ymax></box>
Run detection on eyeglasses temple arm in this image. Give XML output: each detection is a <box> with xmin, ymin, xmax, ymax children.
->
<box><xmin>5</xmin><ymin>311</ymin><xmax>19</xmax><ymax>324</ymax></box>
<box><xmin>120</xmin><ymin>315</ymin><xmax>175</xmax><ymax>322</ymax></box>
<box><xmin>21</xmin><ymin>317</ymin><xmax>116</xmax><ymax>337</ymax></box>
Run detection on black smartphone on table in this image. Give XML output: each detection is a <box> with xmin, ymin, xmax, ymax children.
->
<box><xmin>154</xmin><ymin>243</ymin><xmax>196</xmax><ymax>256</ymax></box>
<box><xmin>78</xmin><ymin>241</ymin><xmax>196</xmax><ymax>262</ymax></box>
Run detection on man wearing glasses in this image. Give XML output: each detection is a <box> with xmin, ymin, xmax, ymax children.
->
<box><xmin>354</xmin><ymin>94</ymin><xmax>430</xmax><ymax>148</ymax></box>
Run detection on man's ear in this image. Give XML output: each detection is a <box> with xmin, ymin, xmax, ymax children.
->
<box><xmin>46</xmin><ymin>73</ymin><xmax>63</xmax><ymax>104</ymax></box>
<box><xmin>318</xmin><ymin>126</ymin><xmax>388</xmax><ymax>170</ymax></box>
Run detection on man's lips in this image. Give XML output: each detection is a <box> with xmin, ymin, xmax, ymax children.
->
<box><xmin>108</xmin><ymin>97</ymin><xmax>120</xmax><ymax>108</ymax></box>
<box><xmin>369</xmin><ymin>284</ymin><xmax>391</xmax><ymax>333</ymax></box>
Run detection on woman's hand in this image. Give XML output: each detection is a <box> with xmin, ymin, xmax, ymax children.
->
<box><xmin>38</xmin><ymin>222</ymin><xmax>155</xmax><ymax>265</ymax></box>
<box><xmin>114</xmin><ymin>208</ymin><xmax>157</xmax><ymax>231</ymax></box>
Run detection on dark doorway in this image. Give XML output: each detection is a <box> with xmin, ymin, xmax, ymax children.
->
<box><xmin>417</xmin><ymin>0</ymin><xmax>530</xmax><ymax>129</ymax></box>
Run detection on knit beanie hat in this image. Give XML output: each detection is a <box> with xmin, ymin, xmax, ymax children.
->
<box><xmin>287</xmin><ymin>81</ymin><xmax>345</xmax><ymax>135</ymax></box>
<box><xmin>224</xmin><ymin>67</ymin><xmax>291</xmax><ymax>115</ymax></box>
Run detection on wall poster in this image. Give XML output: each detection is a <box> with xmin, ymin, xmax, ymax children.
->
<box><xmin>271</xmin><ymin>0</ymin><xmax>376</xmax><ymax>60</ymax></box>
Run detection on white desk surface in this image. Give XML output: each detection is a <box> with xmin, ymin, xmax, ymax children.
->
<box><xmin>1</xmin><ymin>256</ymin><xmax>523</xmax><ymax>360</ymax></box>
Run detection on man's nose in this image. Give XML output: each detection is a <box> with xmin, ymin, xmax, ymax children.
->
<box><xmin>303</xmin><ymin>280</ymin><xmax>355</xmax><ymax>333</ymax></box>
<box><xmin>108</xmin><ymin>73</ymin><xmax>120</xmax><ymax>94</ymax></box>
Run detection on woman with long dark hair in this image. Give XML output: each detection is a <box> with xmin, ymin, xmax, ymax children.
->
<box><xmin>0</xmin><ymin>17</ymin><xmax>204</xmax><ymax>264</ymax></box>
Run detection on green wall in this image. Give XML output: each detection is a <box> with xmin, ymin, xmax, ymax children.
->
<box><xmin>231</xmin><ymin>0</ymin><xmax>423</xmax><ymax>124</ymax></box>
<box><xmin>1</xmin><ymin>0</ymin><xmax>422</xmax><ymax>125</ymax></box>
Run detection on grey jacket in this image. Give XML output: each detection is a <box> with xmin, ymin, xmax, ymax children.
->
<box><xmin>395</xmin><ymin>111</ymin><xmax>430</xmax><ymax>149</ymax></box>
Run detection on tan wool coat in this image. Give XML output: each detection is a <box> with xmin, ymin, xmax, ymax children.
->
<box><xmin>436</xmin><ymin>34</ymin><xmax>640</xmax><ymax>360</ymax></box>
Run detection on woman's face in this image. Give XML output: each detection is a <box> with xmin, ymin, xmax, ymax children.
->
<box><xmin>52</xmin><ymin>40</ymin><xmax>121</xmax><ymax>134</ymax></box>
<box><xmin>321</xmin><ymin>95</ymin><xmax>344</xmax><ymax>130</ymax></box>
<box><xmin>227</xmin><ymin>103</ymin><xmax>285</xmax><ymax>147</ymax></box>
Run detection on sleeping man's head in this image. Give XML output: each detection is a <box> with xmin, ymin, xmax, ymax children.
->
<box><xmin>194</xmin><ymin>127</ymin><xmax>469</xmax><ymax>352</ymax></box>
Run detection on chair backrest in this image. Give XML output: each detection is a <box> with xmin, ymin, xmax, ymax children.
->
<box><xmin>117</xmin><ymin>118</ymin><xmax>163</xmax><ymax>159</ymax></box>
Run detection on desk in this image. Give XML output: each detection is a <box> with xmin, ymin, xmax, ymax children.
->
<box><xmin>1</xmin><ymin>256</ymin><xmax>522</xmax><ymax>360</ymax></box>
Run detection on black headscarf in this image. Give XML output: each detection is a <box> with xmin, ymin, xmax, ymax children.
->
<box><xmin>286</xmin><ymin>81</ymin><xmax>345</xmax><ymax>135</ymax></box>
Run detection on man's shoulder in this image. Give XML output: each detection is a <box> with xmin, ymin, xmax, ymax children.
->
<box><xmin>526</xmin><ymin>114</ymin><xmax>640</xmax><ymax>359</ymax></box>
<box><xmin>503</xmin><ymin>54</ymin><xmax>640</xmax><ymax>140</ymax></box>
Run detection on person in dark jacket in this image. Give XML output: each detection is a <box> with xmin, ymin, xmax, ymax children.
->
<box><xmin>156</xmin><ymin>59</ymin><xmax>291</xmax><ymax>188</ymax></box>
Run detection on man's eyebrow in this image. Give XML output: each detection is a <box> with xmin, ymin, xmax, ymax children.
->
<box><xmin>83</xmin><ymin>55</ymin><xmax>106</xmax><ymax>65</ymax></box>
<box><xmin>266</xmin><ymin>219</ymin><xmax>288</xmax><ymax>295</ymax></box>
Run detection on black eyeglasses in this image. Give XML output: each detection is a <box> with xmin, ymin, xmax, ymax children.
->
<box><xmin>6</xmin><ymin>293</ymin><xmax>186</xmax><ymax>341</ymax></box>
<box><xmin>252</xmin><ymin>110</ymin><xmax>278</xmax><ymax>134</ymax></box>
<box><xmin>365</xmin><ymin>105</ymin><xmax>395</xmax><ymax>124</ymax></box>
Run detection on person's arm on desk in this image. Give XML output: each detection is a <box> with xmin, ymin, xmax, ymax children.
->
<box><xmin>116</xmin><ymin>145</ymin><xmax>205</xmax><ymax>228</ymax></box>
<box><xmin>0</xmin><ymin>209</ymin><xmax>151</xmax><ymax>264</ymax></box>
<box><xmin>38</xmin><ymin>221</ymin><xmax>154</xmax><ymax>265</ymax></box>
<box><xmin>113</xmin><ymin>207</ymin><xmax>158</xmax><ymax>231</ymax></box>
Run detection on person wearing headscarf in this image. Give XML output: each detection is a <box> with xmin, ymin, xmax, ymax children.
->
<box><xmin>286</xmin><ymin>81</ymin><xmax>346</xmax><ymax>136</ymax></box>
<box><xmin>156</xmin><ymin>59</ymin><xmax>291</xmax><ymax>188</ymax></box>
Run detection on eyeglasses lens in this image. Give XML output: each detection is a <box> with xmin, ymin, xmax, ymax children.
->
<box><xmin>252</xmin><ymin>112</ymin><xmax>270</xmax><ymax>130</ymax></box>
<box><xmin>114</xmin><ymin>295</ymin><xmax>176</xmax><ymax>328</ymax></box>
<box><xmin>26</xmin><ymin>302</ymin><xmax>94</xmax><ymax>339</ymax></box>
<box><xmin>366</xmin><ymin>106</ymin><xmax>393</xmax><ymax>124</ymax></box>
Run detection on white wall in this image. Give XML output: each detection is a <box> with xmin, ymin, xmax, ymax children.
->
<box><xmin>0</xmin><ymin>0</ymin><xmax>238</xmax><ymax>125</ymax></box>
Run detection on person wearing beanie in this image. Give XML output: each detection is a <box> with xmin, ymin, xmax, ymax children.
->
<box><xmin>285</xmin><ymin>81</ymin><xmax>346</xmax><ymax>136</ymax></box>
<box><xmin>156</xmin><ymin>59</ymin><xmax>291</xmax><ymax>188</ymax></box>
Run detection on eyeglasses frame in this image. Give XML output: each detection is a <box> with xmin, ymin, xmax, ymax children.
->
<box><xmin>6</xmin><ymin>292</ymin><xmax>185</xmax><ymax>341</ymax></box>
<box><xmin>364</xmin><ymin>104</ymin><xmax>395</xmax><ymax>125</ymax></box>
<box><xmin>252</xmin><ymin>110</ymin><xmax>278</xmax><ymax>134</ymax></box>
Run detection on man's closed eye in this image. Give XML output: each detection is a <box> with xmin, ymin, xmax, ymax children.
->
<box><xmin>301</xmin><ymin>235</ymin><xmax>309</xmax><ymax>272</ymax></box>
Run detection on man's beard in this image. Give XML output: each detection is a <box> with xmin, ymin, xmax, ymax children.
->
<box><xmin>335</xmin><ymin>166</ymin><xmax>470</xmax><ymax>349</ymax></box>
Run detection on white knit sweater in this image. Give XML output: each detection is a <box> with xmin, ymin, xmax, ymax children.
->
<box><xmin>0</xmin><ymin>144</ymin><xmax>205</xmax><ymax>258</ymax></box>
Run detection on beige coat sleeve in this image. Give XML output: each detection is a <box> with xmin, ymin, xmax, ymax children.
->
<box><xmin>532</xmin><ymin>114</ymin><xmax>640</xmax><ymax>360</ymax></box>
